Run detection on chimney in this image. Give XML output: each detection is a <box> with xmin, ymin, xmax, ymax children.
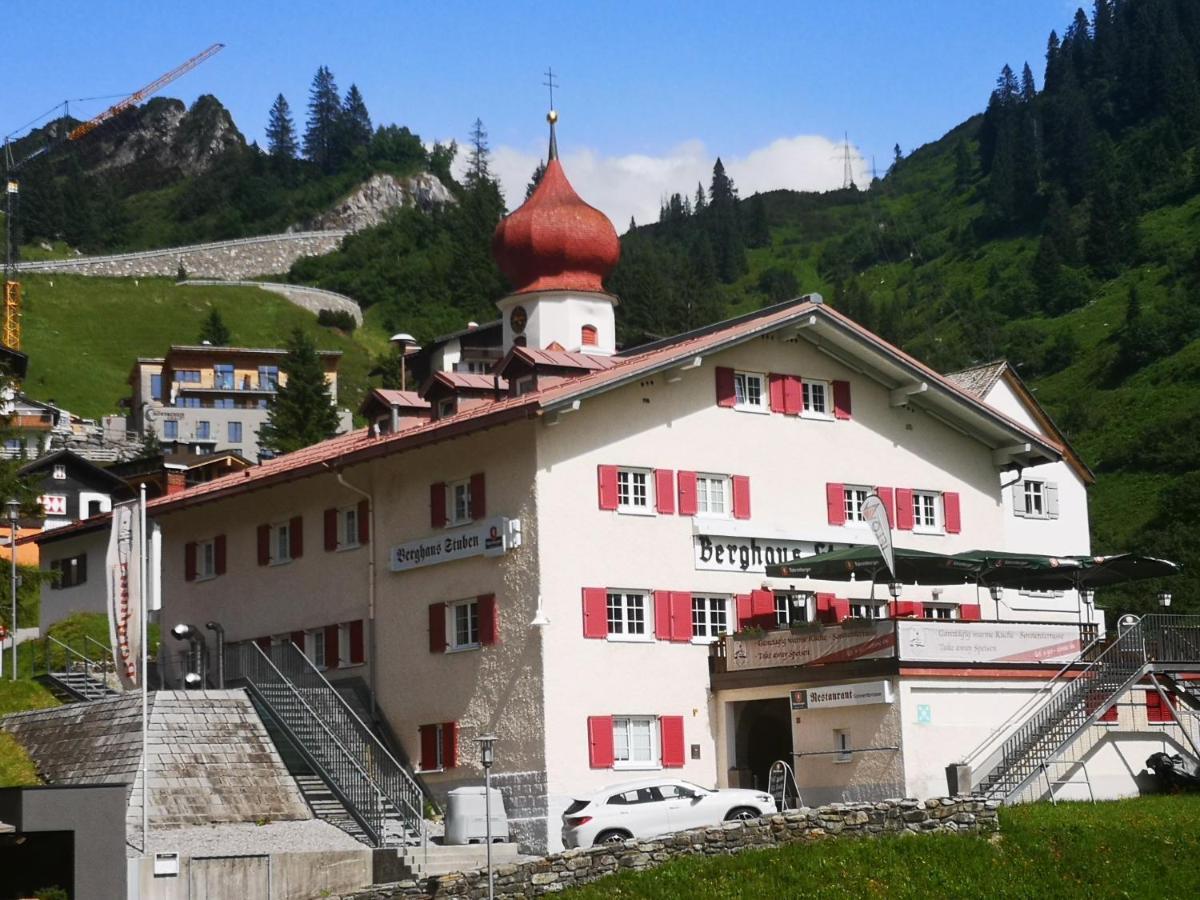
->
<box><xmin>166</xmin><ymin>470</ymin><xmax>187</xmax><ymax>495</ymax></box>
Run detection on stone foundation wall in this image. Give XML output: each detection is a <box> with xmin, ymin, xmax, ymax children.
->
<box><xmin>489</xmin><ymin>770</ymin><xmax>549</xmax><ymax>854</ymax></box>
<box><xmin>344</xmin><ymin>796</ymin><xmax>999</xmax><ymax>898</ymax></box>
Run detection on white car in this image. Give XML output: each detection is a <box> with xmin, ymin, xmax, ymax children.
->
<box><xmin>561</xmin><ymin>778</ymin><xmax>776</xmax><ymax>848</ymax></box>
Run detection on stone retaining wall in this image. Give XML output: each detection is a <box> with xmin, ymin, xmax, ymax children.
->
<box><xmin>344</xmin><ymin>796</ymin><xmax>999</xmax><ymax>899</ymax></box>
<box><xmin>16</xmin><ymin>230</ymin><xmax>347</xmax><ymax>279</ymax></box>
<box><xmin>180</xmin><ymin>280</ymin><xmax>364</xmax><ymax>324</ymax></box>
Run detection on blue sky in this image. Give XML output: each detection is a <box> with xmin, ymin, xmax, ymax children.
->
<box><xmin>8</xmin><ymin>1</ymin><xmax>1076</xmax><ymax>226</ymax></box>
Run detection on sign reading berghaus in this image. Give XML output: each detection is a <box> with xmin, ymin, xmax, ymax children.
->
<box><xmin>390</xmin><ymin>517</ymin><xmax>521</xmax><ymax>572</ymax></box>
<box><xmin>694</xmin><ymin>534</ymin><xmax>848</xmax><ymax>574</ymax></box>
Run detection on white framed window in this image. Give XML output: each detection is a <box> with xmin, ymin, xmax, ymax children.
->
<box><xmin>1023</xmin><ymin>480</ymin><xmax>1043</xmax><ymax>516</ymax></box>
<box><xmin>437</xmin><ymin>398</ymin><xmax>456</xmax><ymax>418</ymax></box>
<box><xmin>613</xmin><ymin>716</ymin><xmax>660</xmax><ymax>769</ymax></box>
<box><xmin>849</xmin><ymin>601</ymin><xmax>887</xmax><ymax>619</ymax></box>
<box><xmin>52</xmin><ymin>464</ymin><xmax>66</xmax><ymax>480</ymax></box>
<box><xmin>606</xmin><ymin>591</ymin><xmax>651</xmax><ymax>641</ymax></box>
<box><xmin>802</xmin><ymin>380</ymin><xmax>831</xmax><ymax>419</ymax></box>
<box><xmin>775</xmin><ymin>592</ymin><xmax>811</xmax><ymax>626</ymax></box>
<box><xmin>448</xmin><ymin>479</ymin><xmax>472</xmax><ymax>526</ymax></box>
<box><xmin>307</xmin><ymin>629</ymin><xmax>326</xmax><ymax>669</ymax></box>
<box><xmin>834</xmin><ymin>729</ymin><xmax>852</xmax><ymax>763</ymax></box>
<box><xmin>696</xmin><ymin>474</ymin><xmax>729</xmax><ymax>517</ymax></box>
<box><xmin>447</xmin><ymin>598</ymin><xmax>480</xmax><ymax>651</ymax></box>
<box><xmin>272</xmin><ymin>522</ymin><xmax>291</xmax><ymax>564</ymax></box>
<box><xmin>513</xmin><ymin>375</ymin><xmax>535</xmax><ymax>396</ymax></box>
<box><xmin>197</xmin><ymin>538</ymin><xmax>216</xmax><ymax>580</ymax></box>
<box><xmin>691</xmin><ymin>596</ymin><xmax>730</xmax><ymax>642</ymax></box>
<box><xmin>913</xmin><ymin>491</ymin><xmax>943</xmax><ymax>533</ymax></box>
<box><xmin>923</xmin><ymin>605</ymin><xmax>955</xmax><ymax>620</ymax></box>
<box><xmin>843</xmin><ymin>486</ymin><xmax>869</xmax><ymax>523</ymax></box>
<box><xmin>733</xmin><ymin>371</ymin><xmax>767</xmax><ymax>413</ymax></box>
<box><xmin>340</xmin><ymin>507</ymin><xmax>359</xmax><ymax>549</ymax></box>
<box><xmin>616</xmin><ymin>468</ymin><xmax>653</xmax><ymax>515</ymax></box>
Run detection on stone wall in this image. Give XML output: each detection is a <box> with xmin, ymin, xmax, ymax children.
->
<box><xmin>343</xmin><ymin>796</ymin><xmax>999</xmax><ymax>899</ymax></box>
<box><xmin>180</xmin><ymin>280</ymin><xmax>364</xmax><ymax>325</ymax></box>
<box><xmin>16</xmin><ymin>231</ymin><xmax>347</xmax><ymax>279</ymax></box>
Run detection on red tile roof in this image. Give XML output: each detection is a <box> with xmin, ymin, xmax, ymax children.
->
<box><xmin>369</xmin><ymin>389</ymin><xmax>430</xmax><ymax>409</ymax></box>
<box><xmin>429</xmin><ymin>372</ymin><xmax>509</xmax><ymax>392</ymax></box>
<box><xmin>511</xmin><ymin>347</ymin><xmax>620</xmax><ymax>371</ymax></box>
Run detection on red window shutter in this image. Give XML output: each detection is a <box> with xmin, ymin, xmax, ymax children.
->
<box><xmin>582</xmin><ymin>588</ymin><xmax>608</xmax><ymax>639</ymax></box>
<box><xmin>419</xmin><ymin>725</ymin><xmax>439</xmax><ymax>771</ymax></box>
<box><xmin>653</xmin><ymin>590</ymin><xmax>672</xmax><ymax>639</ymax></box>
<box><xmin>831</xmin><ymin>598</ymin><xmax>851</xmax><ymax>623</ymax></box>
<box><xmin>184</xmin><ymin>542</ymin><xmax>197</xmax><ymax>582</ymax></box>
<box><xmin>783</xmin><ymin>375</ymin><xmax>803</xmax><ymax>416</ymax></box>
<box><xmin>430</xmin><ymin>481</ymin><xmax>447</xmax><ymax>527</ymax></box>
<box><xmin>832</xmin><ymin>380</ymin><xmax>852</xmax><ymax>420</ymax></box>
<box><xmin>750</xmin><ymin>589</ymin><xmax>774</xmax><ymax>629</ymax></box>
<box><xmin>892</xmin><ymin>601</ymin><xmax>914</xmax><ymax>618</ymax></box>
<box><xmin>257</xmin><ymin>524</ymin><xmax>270</xmax><ymax>566</ymax></box>
<box><xmin>289</xmin><ymin>515</ymin><xmax>304</xmax><ymax>559</ymax></box>
<box><xmin>443</xmin><ymin>721</ymin><xmax>459</xmax><ymax>767</ymax></box>
<box><xmin>959</xmin><ymin>604</ymin><xmax>982</xmax><ymax>621</ymax></box>
<box><xmin>677</xmin><ymin>471</ymin><xmax>698</xmax><ymax>516</ymax></box>
<box><xmin>587</xmin><ymin>715</ymin><xmax>615</xmax><ymax>768</ymax></box>
<box><xmin>429</xmin><ymin>602</ymin><xmax>447</xmax><ymax>653</ymax></box>
<box><xmin>732</xmin><ymin>475</ymin><xmax>751</xmax><ymax>520</ymax></box>
<box><xmin>324</xmin><ymin>508</ymin><xmax>338</xmax><ymax>552</ymax></box>
<box><xmin>325</xmin><ymin>625</ymin><xmax>340</xmax><ymax>668</ymax></box>
<box><xmin>826</xmin><ymin>483</ymin><xmax>846</xmax><ymax>525</ymax></box>
<box><xmin>214</xmin><ymin>535</ymin><xmax>226</xmax><ymax>575</ymax></box>
<box><xmin>768</xmin><ymin>373</ymin><xmax>787</xmax><ymax>413</ymax></box>
<box><xmin>290</xmin><ymin>630</ymin><xmax>306</xmax><ymax>651</ymax></box>
<box><xmin>735</xmin><ymin>594</ymin><xmax>753</xmax><ymax>629</ymax></box>
<box><xmin>469</xmin><ymin>472</ymin><xmax>486</xmax><ymax>519</ymax></box>
<box><xmin>895</xmin><ymin>489</ymin><xmax>914</xmax><ymax>531</ymax></box>
<box><xmin>478</xmin><ymin>594</ymin><xmax>500</xmax><ymax>646</ymax></box>
<box><xmin>875</xmin><ymin>487</ymin><xmax>895</xmax><ymax>527</ymax></box>
<box><xmin>597</xmin><ymin>466</ymin><xmax>619</xmax><ymax>511</ymax></box>
<box><xmin>357</xmin><ymin>499</ymin><xmax>370</xmax><ymax>544</ymax></box>
<box><xmin>349</xmin><ymin>620</ymin><xmax>365</xmax><ymax>664</ymax></box>
<box><xmin>581</xmin><ymin>324</ymin><xmax>598</xmax><ymax>346</ymax></box>
<box><xmin>943</xmin><ymin>492</ymin><xmax>962</xmax><ymax>534</ymax></box>
<box><xmin>655</xmin><ymin>469</ymin><xmax>675</xmax><ymax>515</ymax></box>
<box><xmin>660</xmin><ymin>716</ymin><xmax>685</xmax><ymax>768</ymax></box>
<box><xmin>1099</xmin><ymin>703</ymin><xmax>1119</xmax><ymax>723</ymax></box>
<box><xmin>670</xmin><ymin>592</ymin><xmax>693</xmax><ymax>642</ymax></box>
<box><xmin>715</xmin><ymin>367</ymin><xmax>736</xmax><ymax>407</ymax></box>
<box><xmin>1147</xmin><ymin>691</ymin><xmax>1175</xmax><ymax>723</ymax></box>
<box><xmin>815</xmin><ymin>593</ymin><xmax>835</xmax><ymax>614</ymax></box>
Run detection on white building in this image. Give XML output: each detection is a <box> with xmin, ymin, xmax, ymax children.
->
<box><xmin>98</xmin><ymin>119</ymin><xmax>1193</xmax><ymax>853</ymax></box>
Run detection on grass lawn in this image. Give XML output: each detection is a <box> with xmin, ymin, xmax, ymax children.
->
<box><xmin>564</xmin><ymin>796</ymin><xmax>1200</xmax><ymax>899</ymax></box>
<box><xmin>0</xmin><ymin>678</ymin><xmax>59</xmax><ymax>788</ymax></box>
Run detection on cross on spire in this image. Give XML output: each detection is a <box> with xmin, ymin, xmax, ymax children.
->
<box><xmin>543</xmin><ymin>67</ymin><xmax>559</xmax><ymax>111</ymax></box>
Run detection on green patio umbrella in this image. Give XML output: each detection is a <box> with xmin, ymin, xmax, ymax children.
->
<box><xmin>765</xmin><ymin>545</ymin><xmax>978</xmax><ymax>585</ymax></box>
<box><xmin>963</xmin><ymin>551</ymin><xmax>1181</xmax><ymax>592</ymax></box>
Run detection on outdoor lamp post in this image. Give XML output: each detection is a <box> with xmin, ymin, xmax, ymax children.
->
<box><xmin>989</xmin><ymin>584</ymin><xmax>1004</xmax><ymax>604</ymax></box>
<box><xmin>1158</xmin><ymin>591</ymin><xmax>1172</xmax><ymax>608</ymax></box>
<box><xmin>1080</xmin><ymin>589</ymin><xmax>1095</xmax><ymax>606</ymax></box>
<box><xmin>887</xmin><ymin>582</ymin><xmax>902</xmax><ymax>600</ymax></box>
<box><xmin>477</xmin><ymin>733</ymin><xmax>497</xmax><ymax>900</ymax></box>
<box><xmin>389</xmin><ymin>333</ymin><xmax>420</xmax><ymax>392</ymax></box>
<box><xmin>6</xmin><ymin>499</ymin><xmax>19</xmax><ymax>681</ymax></box>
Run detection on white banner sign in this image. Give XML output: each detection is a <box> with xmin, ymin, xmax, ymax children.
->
<box><xmin>897</xmin><ymin>621</ymin><xmax>1082</xmax><ymax>665</ymax></box>
<box><xmin>791</xmin><ymin>679</ymin><xmax>894</xmax><ymax>710</ymax></box>
<box><xmin>106</xmin><ymin>500</ymin><xmax>142</xmax><ymax>689</ymax></box>
<box><xmin>390</xmin><ymin>517</ymin><xmax>521</xmax><ymax>572</ymax></box>
<box><xmin>695</xmin><ymin>534</ymin><xmax>848</xmax><ymax>574</ymax></box>
<box><xmin>861</xmin><ymin>494</ymin><xmax>894</xmax><ymax>579</ymax></box>
<box><xmin>725</xmin><ymin>622</ymin><xmax>896</xmax><ymax>671</ymax></box>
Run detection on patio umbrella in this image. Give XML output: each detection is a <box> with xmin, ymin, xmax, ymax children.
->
<box><xmin>965</xmin><ymin>551</ymin><xmax>1181</xmax><ymax>592</ymax></box>
<box><xmin>765</xmin><ymin>545</ymin><xmax>978</xmax><ymax>585</ymax></box>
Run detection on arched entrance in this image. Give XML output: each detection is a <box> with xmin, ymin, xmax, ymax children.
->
<box><xmin>734</xmin><ymin>698</ymin><xmax>792</xmax><ymax>791</ymax></box>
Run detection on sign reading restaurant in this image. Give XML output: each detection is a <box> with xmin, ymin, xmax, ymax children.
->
<box><xmin>390</xmin><ymin>517</ymin><xmax>521</xmax><ymax>573</ymax></box>
<box><xmin>694</xmin><ymin>533</ymin><xmax>850</xmax><ymax>574</ymax></box>
<box><xmin>790</xmin><ymin>680</ymin><xmax>894</xmax><ymax>710</ymax></box>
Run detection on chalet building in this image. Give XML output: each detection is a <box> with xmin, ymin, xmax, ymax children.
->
<box><xmin>20</xmin><ymin>449</ymin><xmax>131</xmax><ymax>528</ymax></box>
<box><xmin>115</xmin><ymin>117</ymin><xmax>1134</xmax><ymax>854</ymax></box>
<box><xmin>127</xmin><ymin>345</ymin><xmax>351</xmax><ymax>461</ymax></box>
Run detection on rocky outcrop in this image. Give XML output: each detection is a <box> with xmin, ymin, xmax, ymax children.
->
<box><xmin>300</xmin><ymin>173</ymin><xmax>455</xmax><ymax>233</ymax></box>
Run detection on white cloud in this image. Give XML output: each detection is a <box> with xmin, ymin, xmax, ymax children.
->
<box><xmin>479</xmin><ymin>134</ymin><xmax>871</xmax><ymax>232</ymax></box>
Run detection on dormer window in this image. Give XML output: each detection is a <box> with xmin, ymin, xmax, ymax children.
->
<box><xmin>581</xmin><ymin>324</ymin><xmax>598</xmax><ymax>347</ymax></box>
<box><xmin>514</xmin><ymin>375</ymin><xmax>535</xmax><ymax>396</ymax></box>
<box><xmin>438</xmin><ymin>398</ymin><xmax>456</xmax><ymax>419</ymax></box>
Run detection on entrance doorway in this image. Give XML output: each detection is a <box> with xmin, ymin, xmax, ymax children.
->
<box><xmin>733</xmin><ymin>698</ymin><xmax>792</xmax><ymax>791</ymax></box>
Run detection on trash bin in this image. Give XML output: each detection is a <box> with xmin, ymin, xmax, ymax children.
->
<box><xmin>444</xmin><ymin>786</ymin><xmax>509</xmax><ymax>845</ymax></box>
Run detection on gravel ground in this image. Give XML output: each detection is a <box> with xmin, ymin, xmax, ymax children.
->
<box><xmin>126</xmin><ymin>818</ymin><xmax>368</xmax><ymax>858</ymax></box>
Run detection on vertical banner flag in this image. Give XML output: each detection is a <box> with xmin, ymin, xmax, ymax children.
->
<box><xmin>107</xmin><ymin>500</ymin><xmax>143</xmax><ymax>689</ymax></box>
<box><xmin>861</xmin><ymin>493</ymin><xmax>895</xmax><ymax>580</ymax></box>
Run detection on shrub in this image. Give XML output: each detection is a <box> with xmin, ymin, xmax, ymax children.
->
<box><xmin>316</xmin><ymin>308</ymin><xmax>357</xmax><ymax>332</ymax></box>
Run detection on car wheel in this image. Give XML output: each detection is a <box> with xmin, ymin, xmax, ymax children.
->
<box><xmin>594</xmin><ymin>829</ymin><xmax>632</xmax><ymax>846</ymax></box>
<box><xmin>725</xmin><ymin>807</ymin><xmax>760</xmax><ymax>823</ymax></box>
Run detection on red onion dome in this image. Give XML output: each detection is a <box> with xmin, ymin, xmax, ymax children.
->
<box><xmin>492</xmin><ymin>117</ymin><xmax>620</xmax><ymax>295</ymax></box>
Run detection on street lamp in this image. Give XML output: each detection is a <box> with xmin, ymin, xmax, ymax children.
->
<box><xmin>7</xmin><ymin>499</ymin><xmax>19</xmax><ymax>681</ymax></box>
<box><xmin>389</xmin><ymin>333</ymin><xmax>421</xmax><ymax>392</ymax></box>
<box><xmin>1158</xmin><ymin>591</ymin><xmax>1172</xmax><ymax>608</ymax></box>
<box><xmin>477</xmin><ymin>733</ymin><xmax>497</xmax><ymax>900</ymax></box>
<box><xmin>887</xmin><ymin>582</ymin><xmax>902</xmax><ymax>600</ymax></box>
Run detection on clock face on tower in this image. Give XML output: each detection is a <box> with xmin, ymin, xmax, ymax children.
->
<box><xmin>510</xmin><ymin>305</ymin><xmax>528</xmax><ymax>334</ymax></box>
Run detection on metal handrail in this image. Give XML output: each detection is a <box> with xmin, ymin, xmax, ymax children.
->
<box><xmin>83</xmin><ymin>634</ymin><xmax>114</xmax><ymax>669</ymax></box>
<box><xmin>43</xmin><ymin>634</ymin><xmax>111</xmax><ymax>700</ymax></box>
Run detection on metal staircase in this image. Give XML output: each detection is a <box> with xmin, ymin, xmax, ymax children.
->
<box><xmin>974</xmin><ymin>615</ymin><xmax>1200</xmax><ymax>802</ymax></box>
<box><xmin>225</xmin><ymin>640</ymin><xmax>425</xmax><ymax>848</ymax></box>
<box><xmin>37</xmin><ymin>634</ymin><xmax>120</xmax><ymax>702</ymax></box>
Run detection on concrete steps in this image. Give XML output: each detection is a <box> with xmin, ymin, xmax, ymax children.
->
<box><xmin>397</xmin><ymin>841</ymin><xmax>521</xmax><ymax>878</ymax></box>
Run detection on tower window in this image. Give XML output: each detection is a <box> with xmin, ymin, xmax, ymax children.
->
<box><xmin>581</xmin><ymin>324</ymin><xmax>598</xmax><ymax>347</ymax></box>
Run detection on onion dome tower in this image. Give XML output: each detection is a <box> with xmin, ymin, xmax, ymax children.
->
<box><xmin>492</xmin><ymin>110</ymin><xmax>621</xmax><ymax>355</ymax></box>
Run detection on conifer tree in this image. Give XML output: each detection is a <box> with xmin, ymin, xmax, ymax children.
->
<box><xmin>1020</xmin><ymin>63</ymin><xmax>1037</xmax><ymax>103</ymax></box>
<box><xmin>465</xmin><ymin>118</ymin><xmax>491</xmax><ymax>186</ymax></box>
<box><xmin>706</xmin><ymin>158</ymin><xmax>747</xmax><ymax>282</ymax></box>
<box><xmin>339</xmin><ymin>84</ymin><xmax>373</xmax><ymax>160</ymax></box>
<box><xmin>953</xmin><ymin>139</ymin><xmax>973</xmax><ymax>189</ymax></box>
<box><xmin>304</xmin><ymin>66</ymin><xmax>341</xmax><ymax>173</ymax></box>
<box><xmin>258</xmin><ymin>328</ymin><xmax>340</xmax><ymax>455</ymax></box>
<box><xmin>266</xmin><ymin>94</ymin><xmax>298</xmax><ymax>161</ymax></box>
<box><xmin>199</xmin><ymin>308</ymin><xmax>231</xmax><ymax>346</ymax></box>
<box><xmin>693</xmin><ymin>182</ymin><xmax>707</xmax><ymax>213</ymax></box>
<box><xmin>525</xmin><ymin>160</ymin><xmax>547</xmax><ymax>200</ymax></box>
<box><xmin>746</xmin><ymin>193</ymin><xmax>770</xmax><ymax>248</ymax></box>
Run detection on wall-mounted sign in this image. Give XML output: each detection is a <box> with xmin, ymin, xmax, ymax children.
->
<box><xmin>694</xmin><ymin>534</ymin><xmax>849</xmax><ymax>574</ymax></box>
<box><xmin>725</xmin><ymin>621</ymin><xmax>895</xmax><ymax>672</ymax></box>
<box><xmin>790</xmin><ymin>680</ymin><xmax>894</xmax><ymax>710</ymax></box>
<box><xmin>390</xmin><ymin>517</ymin><xmax>521</xmax><ymax>573</ymax></box>
<box><xmin>896</xmin><ymin>621</ymin><xmax>1082</xmax><ymax>665</ymax></box>
<box><xmin>40</xmin><ymin>494</ymin><xmax>67</xmax><ymax>516</ymax></box>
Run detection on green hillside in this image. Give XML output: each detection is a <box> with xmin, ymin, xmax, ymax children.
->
<box><xmin>19</xmin><ymin>275</ymin><xmax>384</xmax><ymax>419</ymax></box>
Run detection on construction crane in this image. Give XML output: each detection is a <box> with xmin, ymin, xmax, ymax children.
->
<box><xmin>3</xmin><ymin>43</ymin><xmax>225</xmax><ymax>352</ymax></box>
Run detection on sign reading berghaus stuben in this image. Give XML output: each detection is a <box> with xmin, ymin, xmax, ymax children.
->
<box><xmin>390</xmin><ymin>517</ymin><xmax>521</xmax><ymax>572</ymax></box>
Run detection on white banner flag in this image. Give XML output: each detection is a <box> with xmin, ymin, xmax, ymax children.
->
<box><xmin>861</xmin><ymin>493</ymin><xmax>895</xmax><ymax>580</ymax></box>
<box><xmin>107</xmin><ymin>500</ymin><xmax>142</xmax><ymax>689</ymax></box>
